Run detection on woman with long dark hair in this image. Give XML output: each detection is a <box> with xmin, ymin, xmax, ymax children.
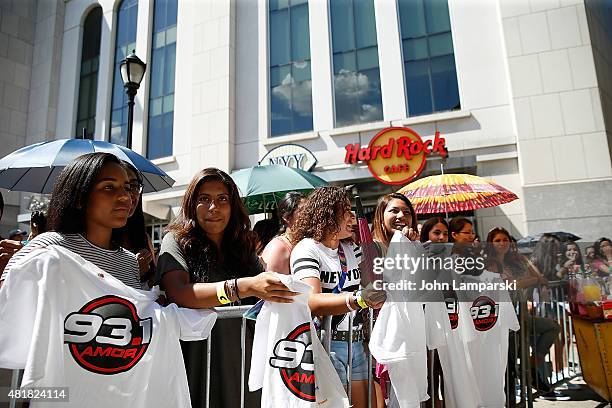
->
<box><xmin>261</xmin><ymin>191</ymin><xmax>306</xmax><ymax>274</ymax></box>
<box><xmin>112</xmin><ymin>161</ymin><xmax>155</xmax><ymax>285</ymax></box>
<box><xmin>530</xmin><ymin>234</ymin><xmax>562</xmax><ymax>282</ymax></box>
<box><xmin>368</xmin><ymin>193</ymin><xmax>418</xmax><ymax>407</ymax></box>
<box><xmin>592</xmin><ymin>237</ymin><xmax>612</xmax><ymax>276</ymax></box>
<box><xmin>556</xmin><ymin>242</ymin><xmax>584</xmax><ymax>279</ymax></box>
<box><xmin>0</xmin><ymin>153</ymin><xmax>140</xmax><ymax>289</ymax></box>
<box><xmin>371</xmin><ymin>192</ymin><xmax>419</xmax><ymax>249</ymax></box>
<box><xmin>486</xmin><ymin>227</ymin><xmax>562</xmax><ymax>397</ymax></box>
<box><xmin>157</xmin><ymin>167</ymin><xmax>294</xmax><ymax>408</ymax></box>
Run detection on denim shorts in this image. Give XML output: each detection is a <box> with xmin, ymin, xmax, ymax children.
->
<box><xmin>329</xmin><ymin>340</ymin><xmax>369</xmax><ymax>385</ymax></box>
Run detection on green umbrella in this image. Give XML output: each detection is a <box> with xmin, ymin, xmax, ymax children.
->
<box><xmin>230</xmin><ymin>164</ymin><xmax>328</xmax><ymax>214</ymax></box>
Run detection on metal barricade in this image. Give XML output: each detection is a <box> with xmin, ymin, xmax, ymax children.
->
<box><xmin>506</xmin><ymin>281</ymin><xmax>582</xmax><ymax>408</ymax></box>
<box><xmin>205</xmin><ymin>305</ymin><xmax>252</xmax><ymax>408</ymax></box>
<box><xmin>6</xmin><ymin>286</ymin><xmax>582</xmax><ymax>408</ymax></box>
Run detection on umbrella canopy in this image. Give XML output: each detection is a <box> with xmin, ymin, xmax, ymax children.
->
<box><xmin>0</xmin><ymin>139</ymin><xmax>175</xmax><ymax>193</ymax></box>
<box><xmin>397</xmin><ymin>173</ymin><xmax>518</xmax><ymax>214</ymax></box>
<box><xmin>517</xmin><ymin>232</ymin><xmax>581</xmax><ymax>248</ymax></box>
<box><xmin>230</xmin><ymin>164</ymin><xmax>327</xmax><ymax>214</ymax></box>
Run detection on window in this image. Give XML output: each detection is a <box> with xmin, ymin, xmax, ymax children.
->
<box><xmin>75</xmin><ymin>7</ymin><xmax>103</xmax><ymax>139</ymax></box>
<box><xmin>147</xmin><ymin>0</ymin><xmax>177</xmax><ymax>159</ymax></box>
<box><xmin>148</xmin><ymin>222</ymin><xmax>167</xmax><ymax>250</ymax></box>
<box><xmin>269</xmin><ymin>0</ymin><xmax>313</xmax><ymax>137</ymax></box>
<box><xmin>109</xmin><ymin>0</ymin><xmax>138</xmax><ymax>146</ymax></box>
<box><xmin>330</xmin><ymin>0</ymin><xmax>383</xmax><ymax>127</ymax></box>
<box><xmin>398</xmin><ymin>0</ymin><xmax>460</xmax><ymax>116</ymax></box>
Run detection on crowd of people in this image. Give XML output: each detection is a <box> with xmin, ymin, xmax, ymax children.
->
<box><xmin>0</xmin><ymin>152</ymin><xmax>609</xmax><ymax>407</ymax></box>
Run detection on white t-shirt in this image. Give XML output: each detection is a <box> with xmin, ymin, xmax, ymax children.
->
<box><xmin>0</xmin><ymin>246</ymin><xmax>217</xmax><ymax>408</ymax></box>
<box><xmin>1</xmin><ymin>232</ymin><xmax>142</xmax><ymax>289</ymax></box>
<box><xmin>249</xmin><ymin>274</ymin><xmax>349</xmax><ymax>408</ymax></box>
<box><xmin>435</xmin><ymin>295</ymin><xmax>481</xmax><ymax>408</ymax></box>
<box><xmin>370</xmin><ymin>233</ymin><xmax>449</xmax><ymax>408</ymax></box>
<box><xmin>464</xmin><ymin>296</ymin><xmax>519</xmax><ymax>408</ymax></box>
<box><xmin>290</xmin><ymin>238</ymin><xmax>362</xmax><ymax>331</ymax></box>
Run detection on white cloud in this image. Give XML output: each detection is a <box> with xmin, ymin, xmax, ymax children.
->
<box><xmin>271</xmin><ymin>72</ymin><xmax>313</xmax><ymax>118</ymax></box>
<box><xmin>334</xmin><ymin>69</ymin><xmax>383</xmax><ymax>124</ymax></box>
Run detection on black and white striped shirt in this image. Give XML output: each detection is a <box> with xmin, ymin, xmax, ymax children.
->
<box><xmin>1</xmin><ymin>232</ymin><xmax>141</xmax><ymax>289</ymax></box>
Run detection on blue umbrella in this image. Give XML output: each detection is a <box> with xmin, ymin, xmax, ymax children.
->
<box><xmin>0</xmin><ymin>139</ymin><xmax>175</xmax><ymax>193</ymax></box>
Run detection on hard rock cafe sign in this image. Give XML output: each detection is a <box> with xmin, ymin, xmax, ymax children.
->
<box><xmin>344</xmin><ymin>127</ymin><xmax>447</xmax><ymax>185</ymax></box>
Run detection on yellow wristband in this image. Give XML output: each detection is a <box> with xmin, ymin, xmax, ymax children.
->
<box><xmin>356</xmin><ymin>290</ymin><xmax>368</xmax><ymax>309</ymax></box>
<box><xmin>217</xmin><ymin>281</ymin><xmax>231</xmax><ymax>305</ymax></box>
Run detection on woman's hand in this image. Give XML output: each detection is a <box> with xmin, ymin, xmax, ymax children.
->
<box><xmin>0</xmin><ymin>239</ymin><xmax>23</xmax><ymax>271</ymax></box>
<box><xmin>401</xmin><ymin>226</ymin><xmax>419</xmax><ymax>241</ymax></box>
<box><xmin>238</xmin><ymin>272</ymin><xmax>297</xmax><ymax>303</ymax></box>
<box><xmin>136</xmin><ymin>249</ymin><xmax>154</xmax><ymax>277</ymax></box>
<box><xmin>362</xmin><ymin>284</ymin><xmax>386</xmax><ymax>309</ymax></box>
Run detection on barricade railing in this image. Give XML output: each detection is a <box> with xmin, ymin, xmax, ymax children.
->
<box><xmin>7</xmin><ymin>283</ymin><xmax>581</xmax><ymax>408</ymax></box>
<box><xmin>508</xmin><ymin>280</ymin><xmax>582</xmax><ymax>408</ymax></box>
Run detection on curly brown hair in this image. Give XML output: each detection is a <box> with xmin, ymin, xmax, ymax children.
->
<box><xmin>291</xmin><ymin>186</ymin><xmax>351</xmax><ymax>244</ymax></box>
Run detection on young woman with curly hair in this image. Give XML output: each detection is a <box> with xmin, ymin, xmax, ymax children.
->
<box><xmin>290</xmin><ymin>186</ymin><xmax>383</xmax><ymax>408</ymax></box>
<box><xmin>157</xmin><ymin>168</ymin><xmax>295</xmax><ymax>408</ymax></box>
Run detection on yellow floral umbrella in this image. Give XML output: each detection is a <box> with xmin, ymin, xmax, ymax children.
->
<box><xmin>397</xmin><ymin>173</ymin><xmax>518</xmax><ymax>214</ymax></box>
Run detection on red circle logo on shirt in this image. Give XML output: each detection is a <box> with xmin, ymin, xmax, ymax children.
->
<box><xmin>64</xmin><ymin>295</ymin><xmax>152</xmax><ymax>375</ymax></box>
<box><xmin>445</xmin><ymin>297</ymin><xmax>459</xmax><ymax>330</ymax></box>
<box><xmin>470</xmin><ymin>296</ymin><xmax>499</xmax><ymax>331</ymax></box>
<box><xmin>269</xmin><ymin>323</ymin><xmax>316</xmax><ymax>402</ymax></box>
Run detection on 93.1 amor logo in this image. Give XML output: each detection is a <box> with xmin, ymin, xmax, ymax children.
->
<box><xmin>64</xmin><ymin>295</ymin><xmax>152</xmax><ymax>375</ymax></box>
<box><xmin>470</xmin><ymin>296</ymin><xmax>499</xmax><ymax>331</ymax></box>
<box><xmin>269</xmin><ymin>323</ymin><xmax>316</xmax><ymax>402</ymax></box>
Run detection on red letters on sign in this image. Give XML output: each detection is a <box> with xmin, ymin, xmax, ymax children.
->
<box><xmin>344</xmin><ymin>130</ymin><xmax>446</xmax><ymax>164</ymax></box>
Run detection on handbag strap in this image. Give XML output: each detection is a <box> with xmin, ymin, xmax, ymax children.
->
<box><xmin>333</xmin><ymin>243</ymin><xmax>349</xmax><ymax>294</ymax></box>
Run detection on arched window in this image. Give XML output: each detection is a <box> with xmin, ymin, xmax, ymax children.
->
<box><xmin>330</xmin><ymin>0</ymin><xmax>383</xmax><ymax>127</ymax></box>
<box><xmin>75</xmin><ymin>6</ymin><xmax>103</xmax><ymax>139</ymax></box>
<box><xmin>269</xmin><ymin>0</ymin><xmax>313</xmax><ymax>137</ymax></box>
<box><xmin>109</xmin><ymin>0</ymin><xmax>138</xmax><ymax>145</ymax></box>
<box><xmin>147</xmin><ymin>0</ymin><xmax>177</xmax><ymax>159</ymax></box>
<box><xmin>398</xmin><ymin>0</ymin><xmax>460</xmax><ymax>116</ymax></box>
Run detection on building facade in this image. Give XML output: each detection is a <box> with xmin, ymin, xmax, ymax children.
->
<box><xmin>0</xmin><ymin>0</ymin><xmax>610</xmax><ymax>241</ymax></box>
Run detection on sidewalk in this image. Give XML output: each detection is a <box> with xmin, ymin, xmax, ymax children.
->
<box><xmin>534</xmin><ymin>377</ymin><xmax>609</xmax><ymax>408</ymax></box>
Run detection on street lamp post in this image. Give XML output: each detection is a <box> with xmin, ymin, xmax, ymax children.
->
<box><xmin>119</xmin><ymin>51</ymin><xmax>146</xmax><ymax>149</ymax></box>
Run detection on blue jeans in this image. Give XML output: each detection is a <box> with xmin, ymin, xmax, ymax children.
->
<box><xmin>329</xmin><ymin>340</ymin><xmax>369</xmax><ymax>386</ymax></box>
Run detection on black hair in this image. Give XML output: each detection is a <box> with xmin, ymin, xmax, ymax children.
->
<box><xmin>530</xmin><ymin>233</ymin><xmax>561</xmax><ymax>281</ymax></box>
<box><xmin>594</xmin><ymin>237</ymin><xmax>612</xmax><ymax>259</ymax></box>
<box><xmin>420</xmin><ymin>217</ymin><xmax>449</xmax><ymax>242</ymax></box>
<box><xmin>112</xmin><ymin>160</ymin><xmax>148</xmax><ymax>252</ymax></box>
<box><xmin>113</xmin><ymin>203</ymin><xmax>148</xmax><ymax>251</ymax></box>
<box><xmin>48</xmin><ymin>152</ymin><xmax>124</xmax><ymax>233</ymax></box>
<box><xmin>277</xmin><ymin>191</ymin><xmax>306</xmax><ymax>233</ymax></box>
<box><xmin>448</xmin><ymin>217</ymin><xmax>473</xmax><ymax>243</ymax></box>
<box><xmin>253</xmin><ymin>218</ymin><xmax>280</xmax><ymax>254</ymax></box>
<box><xmin>30</xmin><ymin>211</ymin><xmax>47</xmax><ymax>234</ymax></box>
